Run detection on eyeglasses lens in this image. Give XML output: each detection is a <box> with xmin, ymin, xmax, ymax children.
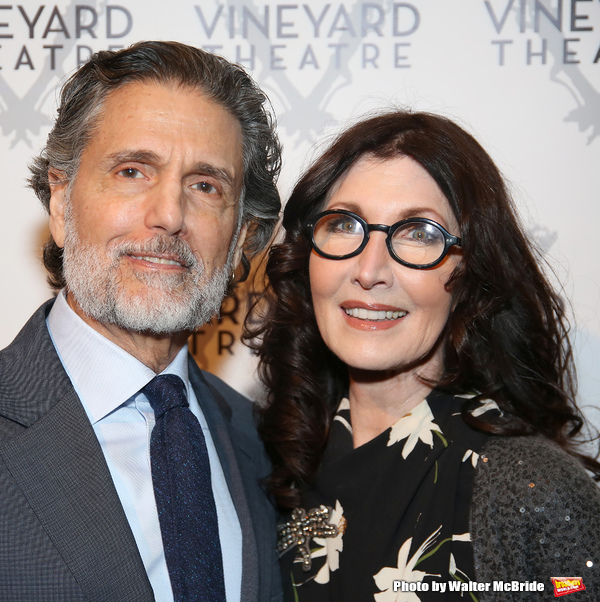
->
<box><xmin>391</xmin><ymin>222</ymin><xmax>445</xmax><ymax>266</ymax></box>
<box><xmin>313</xmin><ymin>213</ymin><xmax>365</xmax><ymax>257</ymax></box>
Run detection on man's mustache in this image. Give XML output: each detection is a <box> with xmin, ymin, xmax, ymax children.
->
<box><xmin>111</xmin><ymin>236</ymin><xmax>201</xmax><ymax>271</ymax></box>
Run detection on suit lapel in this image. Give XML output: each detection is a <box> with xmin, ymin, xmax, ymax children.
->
<box><xmin>189</xmin><ymin>362</ymin><xmax>262</xmax><ymax>602</ymax></box>
<box><xmin>0</xmin><ymin>301</ymin><xmax>153</xmax><ymax>600</ymax></box>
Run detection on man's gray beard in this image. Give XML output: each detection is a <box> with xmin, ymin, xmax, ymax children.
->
<box><xmin>62</xmin><ymin>213</ymin><xmax>234</xmax><ymax>335</ymax></box>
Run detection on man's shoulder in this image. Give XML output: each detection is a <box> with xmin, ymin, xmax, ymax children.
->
<box><xmin>0</xmin><ymin>300</ymin><xmax>54</xmax><ymax>358</ymax></box>
<box><xmin>0</xmin><ymin>299</ymin><xmax>70</xmax><ymax>428</ymax></box>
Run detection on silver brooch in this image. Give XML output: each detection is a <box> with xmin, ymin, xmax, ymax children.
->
<box><xmin>277</xmin><ymin>505</ymin><xmax>339</xmax><ymax>571</ymax></box>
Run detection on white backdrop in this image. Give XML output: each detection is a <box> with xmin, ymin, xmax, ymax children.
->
<box><xmin>1</xmin><ymin>0</ymin><xmax>599</xmax><ymax>431</ymax></box>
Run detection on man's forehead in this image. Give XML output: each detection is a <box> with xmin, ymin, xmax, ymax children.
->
<box><xmin>97</xmin><ymin>80</ymin><xmax>238</xmax><ymax>133</ymax></box>
<box><xmin>81</xmin><ymin>81</ymin><xmax>244</xmax><ymax>184</ymax></box>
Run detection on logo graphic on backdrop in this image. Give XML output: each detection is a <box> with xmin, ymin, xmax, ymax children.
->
<box><xmin>484</xmin><ymin>0</ymin><xmax>600</xmax><ymax>143</ymax></box>
<box><xmin>0</xmin><ymin>0</ymin><xmax>424</xmax><ymax>146</ymax></box>
<box><xmin>194</xmin><ymin>0</ymin><xmax>421</xmax><ymax>144</ymax></box>
<box><xmin>0</xmin><ymin>1</ymin><xmax>598</xmax><ymax>146</ymax></box>
<box><xmin>0</xmin><ymin>0</ymin><xmax>131</xmax><ymax>146</ymax></box>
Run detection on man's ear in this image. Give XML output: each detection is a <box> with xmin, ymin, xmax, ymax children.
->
<box><xmin>48</xmin><ymin>170</ymin><xmax>68</xmax><ymax>249</ymax></box>
<box><xmin>233</xmin><ymin>223</ymin><xmax>248</xmax><ymax>269</ymax></box>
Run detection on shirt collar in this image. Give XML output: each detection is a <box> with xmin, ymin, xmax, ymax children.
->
<box><xmin>47</xmin><ymin>290</ymin><xmax>190</xmax><ymax>423</ymax></box>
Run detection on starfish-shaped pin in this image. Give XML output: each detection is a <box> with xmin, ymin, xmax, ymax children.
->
<box><xmin>277</xmin><ymin>505</ymin><xmax>339</xmax><ymax>571</ymax></box>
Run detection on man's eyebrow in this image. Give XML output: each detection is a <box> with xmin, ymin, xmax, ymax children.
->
<box><xmin>104</xmin><ymin>150</ymin><xmax>162</xmax><ymax>167</ymax></box>
<box><xmin>190</xmin><ymin>162</ymin><xmax>236</xmax><ymax>189</ymax></box>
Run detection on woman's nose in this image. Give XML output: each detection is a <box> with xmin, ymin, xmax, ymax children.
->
<box><xmin>351</xmin><ymin>232</ymin><xmax>394</xmax><ymax>289</ymax></box>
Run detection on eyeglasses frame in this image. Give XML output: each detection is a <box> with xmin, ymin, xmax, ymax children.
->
<box><xmin>305</xmin><ymin>209</ymin><xmax>462</xmax><ymax>270</ymax></box>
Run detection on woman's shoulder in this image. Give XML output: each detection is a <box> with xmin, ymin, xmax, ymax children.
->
<box><xmin>475</xmin><ymin>433</ymin><xmax>597</xmax><ymax>487</ymax></box>
<box><xmin>472</xmin><ymin>434</ymin><xmax>600</xmax><ymax>533</ymax></box>
<box><xmin>470</xmin><ymin>434</ymin><xmax>600</xmax><ymax>596</ymax></box>
<box><xmin>472</xmin><ymin>434</ymin><xmax>600</xmax><ymax>539</ymax></box>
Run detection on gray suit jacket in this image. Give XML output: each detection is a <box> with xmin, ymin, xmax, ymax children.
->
<box><xmin>0</xmin><ymin>300</ymin><xmax>282</xmax><ymax>601</ymax></box>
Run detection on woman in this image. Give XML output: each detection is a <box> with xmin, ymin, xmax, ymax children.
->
<box><xmin>247</xmin><ymin>111</ymin><xmax>600</xmax><ymax>600</ymax></box>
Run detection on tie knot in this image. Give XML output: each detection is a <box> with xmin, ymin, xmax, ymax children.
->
<box><xmin>143</xmin><ymin>374</ymin><xmax>188</xmax><ymax>418</ymax></box>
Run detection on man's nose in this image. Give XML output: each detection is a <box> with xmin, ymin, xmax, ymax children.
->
<box><xmin>144</xmin><ymin>178</ymin><xmax>186</xmax><ymax>235</ymax></box>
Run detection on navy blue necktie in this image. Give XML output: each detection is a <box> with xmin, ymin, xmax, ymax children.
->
<box><xmin>144</xmin><ymin>374</ymin><xmax>226</xmax><ymax>601</ymax></box>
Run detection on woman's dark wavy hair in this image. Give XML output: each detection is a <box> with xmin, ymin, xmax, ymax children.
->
<box><xmin>245</xmin><ymin>110</ymin><xmax>600</xmax><ymax>509</ymax></box>
<box><xmin>29</xmin><ymin>40</ymin><xmax>281</xmax><ymax>289</ymax></box>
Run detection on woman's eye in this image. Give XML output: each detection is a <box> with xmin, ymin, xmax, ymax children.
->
<box><xmin>330</xmin><ymin>218</ymin><xmax>361</xmax><ymax>234</ymax></box>
<box><xmin>411</xmin><ymin>229</ymin><xmax>430</xmax><ymax>240</ymax></box>
<box><xmin>118</xmin><ymin>167</ymin><xmax>143</xmax><ymax>179</ymax></box>
<box><xmin>395</xmin><ymin>223</ymin><xmax>441</xmax><ymax>245</ymax></box>
<box><xmin>193</xmin><ymin>181</ymin><xmax>218</xmax><ymax>194</ymax></box>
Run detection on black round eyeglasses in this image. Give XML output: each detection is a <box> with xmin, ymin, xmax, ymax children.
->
<box><xmin>305</xmin><ymin>210</ymin><xmax>461</xmax><ymax>269</ymax></box>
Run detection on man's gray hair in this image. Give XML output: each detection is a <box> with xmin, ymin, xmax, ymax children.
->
<box><xmin>30</xmin><ymin>40</ymin><xmax>282</xmax><ymax>289</ymax></box>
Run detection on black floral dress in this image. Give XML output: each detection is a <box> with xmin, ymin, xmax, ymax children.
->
<box><xmin>278</xmin><ymin>390</ymin><xmax>499</xmax><ymax>601</ymax></box>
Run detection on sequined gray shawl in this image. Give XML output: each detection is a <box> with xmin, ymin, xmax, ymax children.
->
<box><xmin>472</xmin><ymin>435</ymin><xmax>600</xmax><ymax>600</ymax></box>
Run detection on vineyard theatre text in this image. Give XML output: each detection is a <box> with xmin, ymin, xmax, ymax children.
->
<box><xmin>194</xmin><ymin>3</ymin><xmax>421</xmax><ymax>70</ymax></box>
<box><xmin>0</xmin><ymin>5</ymin><xmax>132</xmax><ymax>70</ymax></box>
<box><xmin>484</xmin><ymin>0</ymin><xmax>600</xmax><ymax>64</ymax></box>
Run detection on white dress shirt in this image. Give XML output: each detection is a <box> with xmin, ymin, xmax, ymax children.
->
<box><xmin>47</xmin><ymin>290</ymin><xmax>242</xmax><ymax>601</ymax></box>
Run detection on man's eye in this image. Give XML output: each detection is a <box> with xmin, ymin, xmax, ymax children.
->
<box><xmin>193</xmin><ymin>181</ymin><xmax>218</xmax><ymax>194</ymax></box>
<box><xmin>118</xmin><ymin>167</ymin><xmax>143</xmax><ymax>179</ymax></box>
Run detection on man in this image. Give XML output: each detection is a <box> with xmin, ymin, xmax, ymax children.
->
<box><xmin>0</xmin><ymin>41</ymin><xmax>282</xmax><ymax>601</ymax></box>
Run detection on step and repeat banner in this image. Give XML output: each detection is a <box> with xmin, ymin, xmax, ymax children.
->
<box><xmin>1</xmin><ymin>0</ymin><xmax>599</xmax><ymax>429</ymax></box>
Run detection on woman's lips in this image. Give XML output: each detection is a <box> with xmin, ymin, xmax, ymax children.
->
<box><xmin>343</xmin><ymin>307</ymin><xmax>407</xmax><ymax>321</ymax></box>
<box><xmin>340</xmin><ymin>302</ymin><xmax>407</xmax><ymax>329</ymax></box>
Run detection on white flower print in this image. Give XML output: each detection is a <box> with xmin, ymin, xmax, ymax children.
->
<box><xmin>449</xmin><ymin>534</ymin><xmax>473</xmax><ymax>584</ymax></box>
<box><xmin>455</xmin><ymin>394</ymin><xmax>502</xmax><ymax>418</ymax></box>
<box><xmin>333</xmin><ymin>398</ymin><xmax>352</xmax><ymax>434</ymax></box>
<box><xmin>307</xmin><ymin>500</ymin><xmax>346</xmax><ymax>584</ymax></box>
<box><xmin>373</xmin><ymin>526</ymin><xmax>442</xmax><ymax>601</ymax></box>
<box><xmin>462</xmin><ymin>449</ymin><xmax>480</xmax><ymax>467</ymax></box>
<box><xmin>387</xmin><ymin>400</ymin><xmax>442</xmax><ymax>459</ymax></box>
<box><xmin>470</xmin><ymin>398</ymin><xmax>501</xmax><ymax>417</ymax></box>
<box><xmin>449</xmin><ymin>552</ymin><xmax>472</xmax><ymax>582</ymax></box>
